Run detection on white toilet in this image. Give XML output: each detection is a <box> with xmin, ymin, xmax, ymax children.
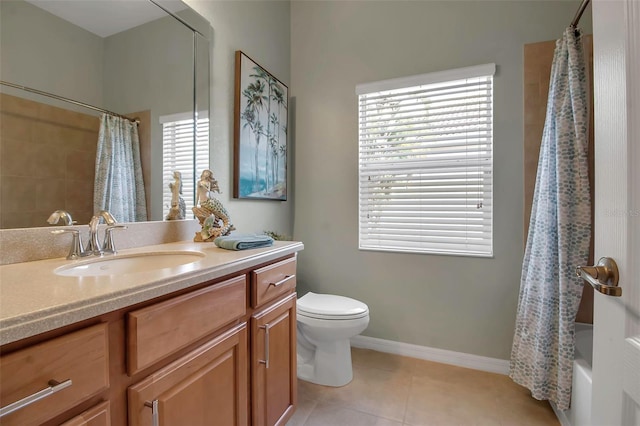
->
<box><xmin>296</xmin><ymin>292</ymin><xmax>369</xmax><ymax>387</ymax></box>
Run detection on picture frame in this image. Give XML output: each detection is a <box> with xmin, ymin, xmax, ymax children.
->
<box><xmin>233</xmin><ymin>50</ymin><xmax>288</xmax><ymax>200</ymax></box>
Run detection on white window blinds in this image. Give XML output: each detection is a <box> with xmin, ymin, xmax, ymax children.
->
<box><xmin>161</xmin><ymin>112</ymin><xmax>209</xmax><ymax>218</ymax></box>
<box><xmin>357</xmin><ymin>64</ymin><xmax>495</xmax><ymax>257</ymax></box>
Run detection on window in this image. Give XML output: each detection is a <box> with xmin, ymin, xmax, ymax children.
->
<box><xmin>161</xmin><ymin>112</ymin><xmax>209</xmax><ymax>218</ymax></box>
<box><xmin>357</xmin><ymin>64</ymin><xmax>494</xmax><ymax>257</ymax></box>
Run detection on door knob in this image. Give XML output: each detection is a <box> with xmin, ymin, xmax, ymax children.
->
<box><xmin>576</xmin><ymin>257</ymin><xmax>622</xmax><ymax>297</ymax></box>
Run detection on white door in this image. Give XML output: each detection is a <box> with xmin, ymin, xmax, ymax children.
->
<box><xmin>592</xmin><ymin>0</ymin><xmax>640</xmax><ymax>425</ymax></box>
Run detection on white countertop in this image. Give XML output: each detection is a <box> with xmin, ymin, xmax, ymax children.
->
<box><xmin>0</xmin><ymin>240</ymin><xmax>304</xmax><ymax>345</ymax></box>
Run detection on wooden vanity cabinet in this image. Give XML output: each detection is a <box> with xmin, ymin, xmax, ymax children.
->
<box><xmin>0</xmin><ymin>253</ymin><xmax>299</xmax><ymax>426</ymax></box>
<box><xmin>125</xmin><ymin>254</ymin><xmax>298</xmax><ymax>426</ymax></box>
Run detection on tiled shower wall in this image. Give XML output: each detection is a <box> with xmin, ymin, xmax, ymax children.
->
<box><xmin>0</xmin><ymin>93</ymin><xmax>98</xmax><ymax>229</ymax></box>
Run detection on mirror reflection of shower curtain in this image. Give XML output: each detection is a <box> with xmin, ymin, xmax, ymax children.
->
<box><xmin>94</xmin><ymin>114</ymin><xmax>148</xmax><ymax>222</ymax></box>
<box><xmin>509</xmin><ymin>28</ymin><xmax>591</xmax><ymax>411</ymax></box>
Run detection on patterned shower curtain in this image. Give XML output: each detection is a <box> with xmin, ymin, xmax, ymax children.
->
<box><xmin>94</xmin><ymin>114</ymin><xmax>147</xmax><ymax>223</ymax></box>
<box><xmin>510</xmin><ymin>28</ymin><xmax>591</xmax><ymax>410</ymax></box>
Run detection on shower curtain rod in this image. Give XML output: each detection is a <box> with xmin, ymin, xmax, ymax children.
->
<box><xmin>570</xmin><ymin>0</ymin><xmax>591</xmax><ymax>28</ymax></box>
<box><xmin>0</xmin><ymin>80</ymin><xmax>140</xmax><ymax>124</ymax></box>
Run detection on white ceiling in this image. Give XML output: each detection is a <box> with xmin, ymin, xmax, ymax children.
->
<box><xmin>25</xmin><ymin>0</ymin><xmax>188</xmax><ymax>38</ymax></box>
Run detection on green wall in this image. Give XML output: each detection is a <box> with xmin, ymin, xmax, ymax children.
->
<box><xmin>185</xmin><ymin>0</ymin><xmax>293</xmax><ymax>237</ymax></box>
<box><xmin>290</xmin><ymin>0</ymin><xmax>592</xmax><ymax>359</ymax></box>
<box><xmin>0</xmin><ymin>0</ymin><xmax>104</xmax><ymax>109</ymax></box>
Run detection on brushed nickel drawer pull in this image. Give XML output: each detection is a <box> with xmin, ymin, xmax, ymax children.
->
<box><xmin>259</xmin><ymin>324</ymin><xmax>271</xmax><ymax>368</ymax></box>
<box><xmin>269</xmin><ymin>274</ymin><xmax>295</xmax><ymax>288</ymax></box>
<box><xmin>0</xmin><ymin>379</ymin><xmax>72</xmax><ymax>418</ymax></box>
<box><xmin>144</xmin><ymin>400</ymin><xmax>159</xmax><ymax>426</ymax></box>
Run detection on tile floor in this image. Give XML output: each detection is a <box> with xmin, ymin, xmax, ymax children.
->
<box><xmin>287</xmin><ymin>348</ymin><xmax>559</xmax><ymax>426</ymax></box>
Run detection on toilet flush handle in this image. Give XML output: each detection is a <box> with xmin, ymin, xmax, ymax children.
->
<box><xmin>269</xmin><ymin>274</ymin><xmax>296</xmax><ymax>288</ymax></box>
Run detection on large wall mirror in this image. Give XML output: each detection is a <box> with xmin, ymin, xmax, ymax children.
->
<box><xmin>0</xmin><ymin>0</ymin><xmax>211</xmax><ymax>229</ymax></box>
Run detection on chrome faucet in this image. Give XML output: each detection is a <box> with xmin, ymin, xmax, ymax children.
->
<box><xmin>52</xmin><ymin>210</ymin><xmax>127</xmax><ymax>259</ymax></box>
<box><xmin>87</xmin><ymin>211</ymin><xmax>117</xmax><ymax>256</ymax></box>
<box><xmin>47</xmin><ymin>210</ymin><xmax>75</xmax><ymax>226</ymax></box>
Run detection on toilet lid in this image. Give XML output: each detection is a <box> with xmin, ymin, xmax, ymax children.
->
<box><xmin>297</xmin><ymin>292</ymin><xmax>369</xmax><ymax>320</ymax></box>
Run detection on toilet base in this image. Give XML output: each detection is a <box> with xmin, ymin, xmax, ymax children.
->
<box><xmin>297</xmin><ymin>338</ymin><xmax>354</xmax><ymax>387</ymax></box>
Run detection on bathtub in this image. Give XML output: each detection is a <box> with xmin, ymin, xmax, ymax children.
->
<box><xmin>553</xmin><ymin>323</ymin><xmax>593</xmax><ymax>426</ymax></box>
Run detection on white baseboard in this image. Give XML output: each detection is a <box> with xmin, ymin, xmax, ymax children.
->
<box><xmin>350</xmin><ymin>335</ymin><xmax>510</xmax><ymax>375</ymax></box>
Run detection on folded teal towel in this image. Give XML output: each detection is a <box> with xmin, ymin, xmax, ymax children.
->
<box><xmin>214</xmin><ymin>234</ymin><xmax>274</xmax><ymax>251</ymax></box>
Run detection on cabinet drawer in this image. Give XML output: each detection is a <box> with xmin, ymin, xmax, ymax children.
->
<box><xmin>60</xmin><ymin>401</ymin><xmax>111</xmax><ymax>426</ymax></box>
<box><xmin>127</xmin><ymin>275</ymin><xmax>247</xmax><ymax>375</ymax></box>
<box><xmin>128</xmin><ymin>323</ymin><xmax>248</xmax><ymax>426</ymax></box>
<box><xmin>251</xmin><ymin>257</ymin><xmax>297</xmax><ymax>308</ymax></box>
<box><xmin>0</xmin><ymin>323</ymin><xmax>109</xmax><ymax>426</ymax></box>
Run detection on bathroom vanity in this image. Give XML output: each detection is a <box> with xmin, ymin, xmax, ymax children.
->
<box><xmin>0</xmin><ymin>241</ymin><xmax>303</xmax><ymax>426</ymax></box>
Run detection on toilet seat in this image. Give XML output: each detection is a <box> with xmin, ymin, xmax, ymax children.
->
<box><xmin>297</xmin><ymin>292</ymin><xmax>369</xmax><ymax>320</ymax></box>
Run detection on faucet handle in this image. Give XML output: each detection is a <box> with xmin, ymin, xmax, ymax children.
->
<box><xmin>99</xmin><ymin>210</ymin><xmax>116</xmax><ymax>226</ymax></box>
<box><xmin>51</xmin><ymin>229</ymin><xmax>86</xmax><ymax>260</ymax></box>
<box><xmin>102</xmin><ymin>225</ymin><xmax>127</xmax><ymax>255</ymax></box>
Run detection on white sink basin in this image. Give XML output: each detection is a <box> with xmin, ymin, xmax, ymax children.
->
<box><xmin>54</xmin><ymin>251</ymin><xmax>205</xmax><ymax>277</ymax></box>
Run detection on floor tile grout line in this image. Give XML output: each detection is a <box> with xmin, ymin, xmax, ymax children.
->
<box><xmin>297</xmin><ymin>399</ymin><xmax>316</xmax><ymax>426</ymax></box>
<box><xmin>357</xmin><ymin>360</ymin><xmax>412</xmax><ymax>421</ymax></box>
<box><xmin>312</xmin><ymin>360</ymin><xmax>419</xmax><ymax>424</ymax></box>
<box><xmin>300</xmin><ymin>399</ymin><xmax>394</xmax><ymax>425</ymax></box>
<box><xmin>401</xmin><ymin>374</ymin><xmax>415</xmax><ymax>425</ymax></box>
<box><xmin>311</xmin><ymin>397</ymin><xmax>407</xmax><ymax>424</ymax></box>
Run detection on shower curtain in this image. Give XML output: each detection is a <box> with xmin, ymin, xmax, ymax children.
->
<box><xmin>510</xmin><ymin>28</ymin><xmax>591</xmax><ymax>410</ymax></box>
<box><xmin>94</xmin><ymin>114</ymin><xmax>147</xmax><ymax>223</ymax></box>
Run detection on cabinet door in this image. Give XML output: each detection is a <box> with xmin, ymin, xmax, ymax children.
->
<box><xmin>128</xmin><ymin>323</ymin><xmax>248</xmax><ymax>426</ymax></box>
<box><xmin>251</xmin><ymin>293</ymin><xmax>297</xmax><ymax>426</ymax></box>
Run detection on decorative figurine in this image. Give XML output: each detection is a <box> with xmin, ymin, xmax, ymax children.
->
<box><xmin>166</xmin><ymin>171</ymin><xmax>186</xmax><ymax>220</ymax></box>
<box><xmin>192</xmin><ymin>169</ymin><xmax>234</xmax><ymax>242</ymax></box>
<box><xmin>196</xmin><ymin>169</ymin><xmax>221</xmax><ymax>206</ymax></box>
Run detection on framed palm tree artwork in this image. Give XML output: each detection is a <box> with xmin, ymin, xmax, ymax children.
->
<box><xmin>234</xmin><ymin>51</ymin><xmax>288</xmax><ymax>200</ymax></box>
